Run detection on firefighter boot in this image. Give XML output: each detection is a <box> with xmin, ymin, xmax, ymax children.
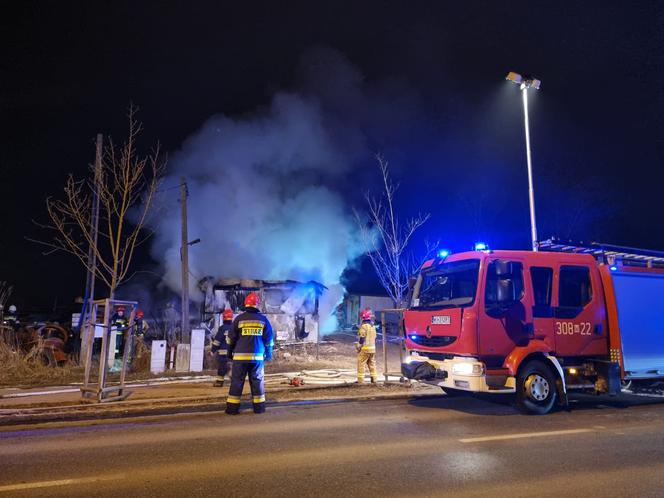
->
<box><xmin>214</xmin><ymin>377</ymin><xmax>225</xmax><ymax>387</ymax></box>
<box><xmin>225</xmin><ymin>395</ymin><xmax>241</xmax><ymax>415</ymax></box>
<box><xmin>370</xmin><ymin>377</ymin><xmax>377</xmax><ymax>384</ymax></box>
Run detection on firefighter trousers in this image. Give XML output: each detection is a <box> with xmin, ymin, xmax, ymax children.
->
<box><xmin>216</xmin><ymin>355</ymin><xmax>230</xmax><ymax>379</ymax></box>
<box><xmin>357</xmin><ymin>351</ymin><xmax>377</xmax><ymax>382</ymax></box>
<box><xmin>226</xmin><ymin>361</ymin><xmax>266</xmax><ymax>414</ymax></box>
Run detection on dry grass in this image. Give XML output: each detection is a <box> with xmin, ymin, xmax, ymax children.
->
<box><xmin>0</xmin><ymin>337</ymin><xmax>84</xmax><ymax>387</ymax></box>
<box><xmin>0</xmin><ymin>332</ymin><xmax>405</xmax><ymax>388</ymax></box>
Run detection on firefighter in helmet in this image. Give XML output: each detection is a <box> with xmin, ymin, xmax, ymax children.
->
<box><xmin>211</xmin><ymin>308</ymin><xmax>233</xmax><ymax>387</ymax></box>
<box><xmin>110</xmin><ymin>305</ymin><xmax>129</xmax><ymax>369</ymax></box>
<box><xmin>3</xmin><ymin>304</ymin><xmax>19</xmax><ymax>330</ymax></box>
<box><xmin>356</xmin><ymin>308</ymin><xmax>377</xmax><ymax>384</ymax></box>
<box><xmin>225</xmin><ymin>292</ymin><xmax>274</xmax><ymax>415</ymax></box>
<box><xmin>135</xmin><ymin>309</ymin><xmax>149</xmax><ymax>338</ymax></box>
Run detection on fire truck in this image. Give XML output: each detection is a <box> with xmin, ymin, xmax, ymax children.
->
<box><xmin>401</xmin><ymin>239</ymin><xmax>664</xmax><ymax>414</ymax></box>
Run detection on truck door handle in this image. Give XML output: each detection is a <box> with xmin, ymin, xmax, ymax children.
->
<box><xmin>594</xmin><ymin>324</ymin><xmax>603</xmax><ymax>335</ymax></box>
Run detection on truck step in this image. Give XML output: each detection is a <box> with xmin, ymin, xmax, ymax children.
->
<box><xmin>486</xmin><ymin>368</ymin><xmax>510</xmax><ymax>376</ymax></box>
<box><xmin>487</xmin><ymin>386</ymin><xmax>516</xmax><ymax>393</ymax></box>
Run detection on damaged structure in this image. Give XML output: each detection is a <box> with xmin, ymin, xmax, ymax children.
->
<box><xmin>200</xmin><ymin>278</ymin><xmax>326</xmax><ymax>344</ymax></box>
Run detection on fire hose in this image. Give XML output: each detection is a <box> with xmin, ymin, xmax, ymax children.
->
<box><xmin>264</xmin><ymin>369</ymin><xmax>357</xmax><ymax>386</ymax></box>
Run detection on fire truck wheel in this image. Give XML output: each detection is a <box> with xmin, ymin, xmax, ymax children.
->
<box><xmin>516</xmin><ymin>360</ymin><xmax>557</xmax><ymax>415</ymax></box>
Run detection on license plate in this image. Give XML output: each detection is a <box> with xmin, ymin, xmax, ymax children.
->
<box><xmin>432</xmin><ymin>315</ymin><xmax>451</xmax><ymax>325</ymax></box>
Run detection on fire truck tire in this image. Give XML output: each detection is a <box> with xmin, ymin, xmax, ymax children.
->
<box><xmin>516</xmin><ymin>360</ymin><xmax>557</xmax><ymax>415</ymax></box>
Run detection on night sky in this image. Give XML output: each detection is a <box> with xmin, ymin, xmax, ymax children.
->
<box><xmin>2</xmin><ymin>1</ymin><xmax>663</xmax><ymax>311</ymax></box>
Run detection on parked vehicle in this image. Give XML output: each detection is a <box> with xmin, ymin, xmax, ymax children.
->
<box><xmin>401</xmin><ymin>239</ymin><xmax>664</xmax><ymax>414</ymax></box>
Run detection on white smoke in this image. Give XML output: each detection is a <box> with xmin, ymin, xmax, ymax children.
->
<box><xmin>150</xmin><ymin>52</ymin><xmax>372</xmax><ymax>331</ymax></box>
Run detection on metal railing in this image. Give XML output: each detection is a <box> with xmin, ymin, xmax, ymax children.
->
<box><xmin>379</xmin><ymin>308</ymin><xmax>406</xmax><ymax>383</ymax></box>
<box><xmin>538</xmin><ymin>238</ymin><xmax>664</xmax><ymax>269</ymax></box>
<box><xmin>80</xmin><ymin>298</ymin><xmax>138</xmax><ymax>403</ymax></box>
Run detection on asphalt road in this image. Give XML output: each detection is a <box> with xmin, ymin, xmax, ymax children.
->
<box><xmin>2</xmin><ymin>393</ymin><xmax>664</xmax><ymax>497</ymax></box>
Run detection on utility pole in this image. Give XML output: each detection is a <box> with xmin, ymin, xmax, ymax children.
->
<box><xmin>180</xmin><ymin>177</ymin><xmax>190</xmax><ymax>343</ymax></box>
<box><xmin>81</xmin><ymin>134</ymin><xmax>102</xmax><ymax>365</ymax></box>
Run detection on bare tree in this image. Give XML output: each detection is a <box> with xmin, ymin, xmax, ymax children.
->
<box><xmin>355</xmin><ymin>155</ymin><xmax>432</xmax><ymax>308</ymax></box>
<box><xmin>33</xmin><ymin>107</ymin><xmax>164</xmax><ymax>299</ymax></box>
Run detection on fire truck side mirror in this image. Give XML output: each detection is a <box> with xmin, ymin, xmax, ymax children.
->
<box><xmin>495</xmin><ymin>279</ymin><xmax>516</xmax><ymax>305</ymax></box>
<box><xmin>494</xmin><ymin>260</ymin><xmax>514</xmax><ymax>276</ymax></box>
<box><xmin>486</xmin><ymin>279</ymin><xmax>518</xmax><ymax>318</ymax></box>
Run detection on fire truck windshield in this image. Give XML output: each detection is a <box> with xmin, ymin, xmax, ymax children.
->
<box><xmin>412</xmin><ymin>259</ymin><xmax>480</xmax><ymax>309</ymax></box>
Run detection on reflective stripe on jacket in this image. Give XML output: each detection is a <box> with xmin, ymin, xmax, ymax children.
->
<box><xmin>358</xmin><ymin>321</ymin><xmax>377</xmax><ymax>352</ymax></box>
<box><xmin>211</xmin><ymin>322</ymin><xmax>232</xmax><ymax>355</ymax></box>
<box><xmin>227</xmin><ymin>308</ymin><xmax>274</xmax><ymax>362</ymax></box>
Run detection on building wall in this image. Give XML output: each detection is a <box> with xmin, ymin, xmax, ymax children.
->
<box><xmin>338</xmin><ymin>294</ymin><xmax>394</xmax><ymax>330</ymax></box>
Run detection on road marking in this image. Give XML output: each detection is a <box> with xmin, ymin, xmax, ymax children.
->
<box><xmin>0</xmin><ymin>475</ymin><xmax>117</xmax><ymax>493</ymax></box>
<box><xmin>459</xmin><ymin>428</ymin><xmax>593</xmax><ymax>443</ymax></box>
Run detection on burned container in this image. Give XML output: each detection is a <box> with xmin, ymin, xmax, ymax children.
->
<box><xmin>201</xmin><ymin>278</ymin><xmax>326</xmax><ymax>344</ymax></box>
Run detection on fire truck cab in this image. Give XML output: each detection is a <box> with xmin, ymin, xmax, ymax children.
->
<box><xmin>401</xmin><ymin>240</ymin><xmax>664</xmax><ymax>414</ymax></box>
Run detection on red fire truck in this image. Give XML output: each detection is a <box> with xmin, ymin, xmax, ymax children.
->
<box><xmin>401</xmin><ymin>239</ymin><xmax>664</xmax><ymax>414</ymax></box>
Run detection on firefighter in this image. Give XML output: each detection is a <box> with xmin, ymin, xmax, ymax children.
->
<box><xmin>134</xmin><ymin>310</ymin><xmax>148</xmax><ymax>337</ymax></box>
<box><xmin>3</xmin><ymin>305</ymin><xmax>19</xmax><ymax>329</ymax></box>
<box><xmin>110</xmin><ymin>306</ymin><xmax>129</xmax><ymax>371</ymax></box>
<box><xmin>225</xmin><ymin>293</ymin><xmax>274</xmax><ymax>415</ymax></box>
<box><xmin>356</xmin><ymin>308</ymin><xmax>377</xmax><ymax>384</ymax></box>
<box><xmin>211</xmin><ymin>308</ymin><xmax>233</xmax><ymax>387</ymax></box>
<box><xmin>131</xmin><ymin>309</ymin><xmax>150</xmax><ymax>357</ymax></box>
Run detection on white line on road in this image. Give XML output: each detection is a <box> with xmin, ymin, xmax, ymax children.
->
<box><xmin>459</xmin><ymin>428</ymin><xmax>593</xmax><ymax>443</ymax></box>
<box><xmin>0</xmin><ymin>475</ymin><xmax>118</xmax><ymax>493</ymax></box>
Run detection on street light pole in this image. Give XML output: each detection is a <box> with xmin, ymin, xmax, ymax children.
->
<box><xmin>521</xmin><ymin>86</ymin><xmax>538</xmax><ymax>252</ymax></box>
<box><xmin>506</xmin><ymin>71</ymin><xmax>541</xmax><ymax>252</ymax></box>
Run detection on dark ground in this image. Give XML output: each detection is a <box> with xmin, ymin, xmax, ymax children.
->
<box><xmin>1</xmin><ymin>392</ymin><xmax>664</xmax><ymax>497</ymax></box>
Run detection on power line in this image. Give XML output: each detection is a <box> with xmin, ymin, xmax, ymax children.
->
<box><xmin>155</xmin><ymin>183</ymin><xmax>185</xmax><ymax>194</ymax></box>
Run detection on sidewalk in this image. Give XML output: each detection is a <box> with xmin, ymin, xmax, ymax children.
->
<box><xmin>0</xmin><ymin>370</ymin><xmax>441</xmax><ymax>428</ymax></box>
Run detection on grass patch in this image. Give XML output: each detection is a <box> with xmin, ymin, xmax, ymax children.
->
<box><xmin>0</xmin><ymin>337</ymin><xmax>84</xmax><ymax>388</ymax></box>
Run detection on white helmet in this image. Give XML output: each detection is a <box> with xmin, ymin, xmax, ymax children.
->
<box><xmin>8</xmin><ymin>305</ymin><xmax>17</xmax><ymax>313</ymax></box>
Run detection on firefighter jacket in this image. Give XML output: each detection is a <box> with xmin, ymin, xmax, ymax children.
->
<box><xmin>211</xmin><ymin>321</ymin><xmax>231</xmax><ymax>357</ymax></box>
<box><xmin>111</xmin><ymin>313</ymin><xmax>129</xmax><ymax>330</ymax></box>
<box><xmin>135</xmin><ymin>318</ymin><xmax>149</xmax><ymax>337</ymax></box>
<box><xmin>2</xmin><ymin>314</ymin><xmax>19</xmax><ymax>330</ymax></box>
<box><xmin>227</xmin><ymin>307</ymin><xmax>274</xmax><ymax>362</ymax></box>
<box><xmin>358</xmin><ymin>320</ymin><xmax>377</xmax><ymax>353</ymax></box>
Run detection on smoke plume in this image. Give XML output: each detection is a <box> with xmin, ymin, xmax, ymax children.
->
<box><xmin>149</xmin><ymin>49</ymin><xmax>373</xmax><ymax>330</ymax></box>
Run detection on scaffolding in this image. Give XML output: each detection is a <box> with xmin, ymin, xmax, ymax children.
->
<box><xmin>80</xmin><ymin>298</ymin><xmax>137</xmax><ymax>403</ymax></box>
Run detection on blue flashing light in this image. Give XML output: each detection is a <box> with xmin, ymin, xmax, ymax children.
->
<box><xmin>609</xmin><ymin>265</ymin><xmax>618</xmax><ymax>271</ymax></box>
<box><xmin>437</xmin><ymin>249</ymin><xmax>450</xmax><ymax>258</ymax></box>
<box><xmin>410</xmin><ymin>334</ymin><xmax>417</xmax><ymax>340</ymax></box>
<box><xmin>474</xmin><ymin>242</ymin><xmax>488</xmax><ymax>251</ymax></box>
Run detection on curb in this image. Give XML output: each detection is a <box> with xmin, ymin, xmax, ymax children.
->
<box><xmin>0</xmin><ymin>381</ymin><xmax>384</xmax><ymax>411</ymax></box>
<box><xmin>0</xmin><ymin>389</ymin><xmax>441</xmax><ymax>429</ymax></box>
